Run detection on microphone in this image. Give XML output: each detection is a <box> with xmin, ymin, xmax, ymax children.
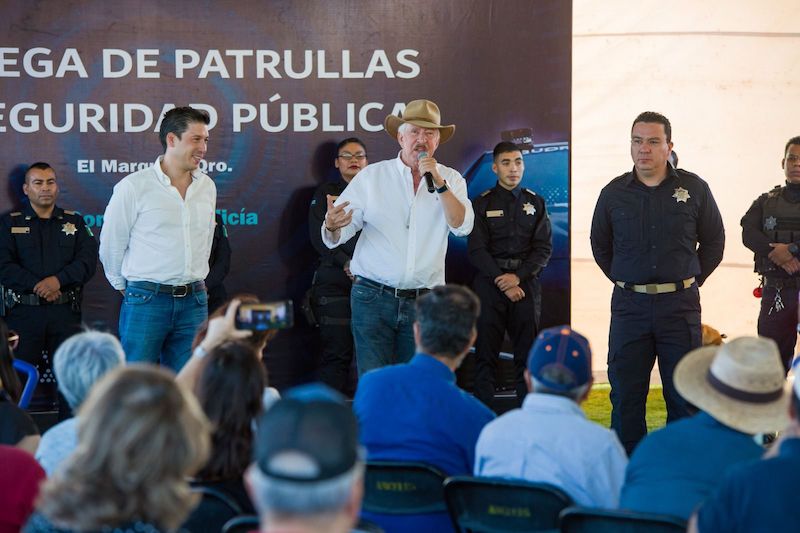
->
<box><xmin>418</xmin><ymin>151</ymin><xmax>435</xmax><ymax>193</ymax></box>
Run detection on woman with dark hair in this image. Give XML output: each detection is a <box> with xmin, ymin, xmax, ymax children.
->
<box><xmin>25</xmin><ymin>365</ymin><xmax>210</xmax><ymax>533</ymax></box>
<box><xmin>0</xmin><ymin>317</ymin><xmax>39</xmax><ymax>453</ymax></box>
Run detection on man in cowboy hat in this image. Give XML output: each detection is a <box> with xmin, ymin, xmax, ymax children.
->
<box><xmin>620</xmin><ymin>336</ymin><xmax>789</xmax><ymax>520</ymax></box>
<box><xmin>322</xmin><ymin>99</ymin><xmax>474</xmax><ymax>375</ymax></box>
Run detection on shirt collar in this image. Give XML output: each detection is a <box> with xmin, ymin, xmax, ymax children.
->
<box><xmin>154</xmin><ymin>155</ymin><xmax>201</xmax><ymax>186</ymax></box>
<box><xmin>522</xmin><ymin>392</ymin><xmax>586</xmax><ymax>418</ymax></box>
<box><xmin>625</xmin><ymin>164</ymin><xmax>679</xmax><ymax>188</ymax></box>
<box><xmin>409</xmin><ymin>353</ymin><xmax>456</xmax><ymax>383</ymax></box>
<box><xmin>495</xmin><ymin>182</ymin><xmax>521</xmax><ymax>198</ymax></box>
<box><xmin>22</xmin><ymin>204</ymin><xmax>63</xmax><ymax>220</ymax></box>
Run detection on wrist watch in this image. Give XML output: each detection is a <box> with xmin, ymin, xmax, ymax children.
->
<box><xmin>789</xmin><ymin>243</ymin><xmax>799</xmax><ymax>256</ymax></box>
<box><xmin>436</xmin><ymin>180</ymin><xmax>449</xmax><ymax>194</ymax></box>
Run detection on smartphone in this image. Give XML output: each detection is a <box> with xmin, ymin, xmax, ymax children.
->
<box><xmin>236</xmin><ymin>300</ymin><xmax>294</xmax><ymax>331</ymax></box>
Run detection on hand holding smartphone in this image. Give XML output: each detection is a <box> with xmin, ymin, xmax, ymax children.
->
<box><xmin>235</xmin><ymin>300</ymin><xmax>294</xmax><ymax>331</ymax></box>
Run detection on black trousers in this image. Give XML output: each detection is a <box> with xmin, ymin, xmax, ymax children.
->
<box><xmin>6</xmin><ymin>303</ymin><xmax>82</xmax><ymax>412</ymax></box>
<box><xmin>313</xmin><ymin>283</ymin><xmax>355</xmax><ymax>396</ymax></box>
<box><xmin>608</xmin><ymin>285</ymin><xmax>701</xmax><ymax>455</ymax></box>
<box><xmin>472</xmin><ymin>275</ymin><xmax>540</xmax><ymax>411</ymax></box>
<box><xmin>757</xmin><ymin>285</ymin><xmax>798</xmax><ymax>372</ymax></box>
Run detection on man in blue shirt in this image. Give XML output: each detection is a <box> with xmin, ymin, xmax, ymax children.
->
<box><xmin>690</xmin><ymin>358</ymin><xmax>800</xmax><ymax>533</ymax></box>
<box><xmin>474</xmin><ymin>326</ymin><xmax>627</xmax><ymax>508</ymax></box>
<box><xmin>353</xmin><ymin>284</ymin><xmax>495</xmax><ymax>533</ymax></box>
<box><xmin>621</xmin><ymin>336</ymin><xmax>788</xmax><ymax>520</ymax></box>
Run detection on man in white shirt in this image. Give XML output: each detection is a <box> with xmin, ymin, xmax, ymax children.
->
<box><xmin>322</xmin><ymin>99</ymin><xmax>474</xmax><ymax>374</ymax></box>
<box><xmin>99</xmin><ymin>106</ymin><xmax>216</xmax><ymax>371</ymax></box>
<box><xmin>474</xmin><ymin>326</ymin><xmax>628</xmax><ymax>509</ymax></box>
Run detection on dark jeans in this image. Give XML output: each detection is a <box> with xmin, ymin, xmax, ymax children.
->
<box><xmin>350</xmin><ymin>277</ymin><xmax>416</xmax><ymax>376</ymax></box>
<box><xmin>757</xmin><ymin>285</ymin><xmax>798</xmax><ymax>372</ymax></box>
<box><xmin>473</xmin><ymin>275</ymin><xmax>540</xmax><ymax>410</ymax></box>
<box><xmin>608</xmin><ymin>285</ymin><xmax>701</xmax><ymax>455</ymax></box>
<box><xmin>119</xmin><ymin>283</ymin><xmax>208</xmax><ymax>372</ymax></box>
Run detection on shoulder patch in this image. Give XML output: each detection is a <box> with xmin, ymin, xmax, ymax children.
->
<box><xmin>524</xmin><ymin>188</ymin><xmax>536</xmax><ymax>196</ymax></box>
<box><xmin>480</xmin><ymin>189</ymin><xmax>493</xmax><ymax>197</ymax></box>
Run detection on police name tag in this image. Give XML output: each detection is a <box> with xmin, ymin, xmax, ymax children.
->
<box><xmin>486</xmin><ymin>210</ymin><xmax>504</xmax><ymax>218</ymax></box>
<box><xmin>11</xmin><ymin>227</ymin><xmax>30</xmax><ymax>234</ymax></box>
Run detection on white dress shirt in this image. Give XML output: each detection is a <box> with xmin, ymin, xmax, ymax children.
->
<box><xmin>99</xmin><ymin>156</ymin><xmax>216</xmax><ymax>290</ymax></box>
<box><xmin>474</xmin><ymin>393</ymin><xmax>628</xmax><ymax>509</ymax></box>
<box><xmin>322</xmin><ymin>153</ymin><xmax>474</xmax><ymax>289</ymax></box>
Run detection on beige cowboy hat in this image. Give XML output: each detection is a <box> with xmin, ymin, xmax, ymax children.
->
<box><xmin>674</xmin><ymin>336</ymin><xmax>791</xmax><ymax>434</ymax></box>
<box><xmin>384</xmin><ymin>99</ymin><xmax>456</xmax><ymax>144</ymax></box>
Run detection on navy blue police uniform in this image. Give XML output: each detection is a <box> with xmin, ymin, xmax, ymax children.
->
<box><xmin>591</xmin><ymin>165</ymin><xmax>724</xmax><ymax>454</ymax></box>
<box><xmin>741</xmin><ymin>182</ymin><xmax>800</xmax><ymax>371</ymax></box>
<box><xmin>468</xmin><ymin>184</ymin><xmax>552</xmax><ymax>410</ymax></box>
<box><xmin>205</xmin><ymin>213</ymin><xmax>231</xmax><ymax>314</ymax></box>
<box><xmin>309</xmin><ymin>178</ymin><xmax>360</xmax><ymax>395</ymax></box>
<box><xmin>0</xmin><ymin>205</ymin><xmax>98</xmax><ymax>410</ymax></box>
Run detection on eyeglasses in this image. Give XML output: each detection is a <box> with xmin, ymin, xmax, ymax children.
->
<box><xmin>7</xmin><ymin>330</ymin><xmax>18</xmax><ymax>350</ymax></box>
<box><xmin>338</xmin><ymin>153</ymin><xmax>367</xmax><ymax>161</ymax></box>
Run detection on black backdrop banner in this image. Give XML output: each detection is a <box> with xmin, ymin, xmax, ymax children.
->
<box><xmin>0</xmin><ymin>0</ymin><xmax>572</xmax><ymax>388</ymax></box>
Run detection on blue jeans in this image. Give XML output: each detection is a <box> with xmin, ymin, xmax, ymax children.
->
<box><xmin>350</xmin><ymin>278</ymin><xmax>417</xmax><ymax>375</ymax></box>
<box><xmin>119</xmin><ymin>283</ymin><xmax>208</xmax><ymax>372</ymax></box>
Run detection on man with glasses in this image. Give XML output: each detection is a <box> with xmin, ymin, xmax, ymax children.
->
<box><xmin>741</xmin><ymin>136</ymin><xmax>800</xmax><ymax>372</ymax></box>
<box><xmin>0</xmin><ymin>162</ymin><xmax>98</xmax><ymax>413</ymax></box>
<box><xmin>308</xmin><ymin>138</ymin><xmax>367</xmax><ymax>394</ymax></box>
<box><xmin>322</xmin><ymin>100</ymin><xmax>474</xmax><ymax>375</ymax></box>
<box><xmin>590</xmin><ymin>111</ymin><xmax>725</xmax><ymax>454</ymax></box>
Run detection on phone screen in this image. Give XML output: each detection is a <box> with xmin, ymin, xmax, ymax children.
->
<box><xmin>236</xmin><ymin>300</ymin><xmax>294</xmax><ymax>330</ymax></box>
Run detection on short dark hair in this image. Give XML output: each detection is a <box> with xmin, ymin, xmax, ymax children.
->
<box><xmin>415</xmin><ymin>285</ymin><xmax>480</xmax><ymax>358</ymax></box>
<box><xmin>785</xmin><ymin>136</ymin><xmax>800</xmax><ymax>157</ymax></box>
<box><xmin>493</xmin><ymin>141</ymin><xmax>521</xmax><ymax>161</ymax></box>
<box><xmin>336</xmin><ymin>137</ymin><xmax>367</xmax><ymax>155</ymax></box>
<box><xmin>194</xmin><ymin>340</ymin><xmax>267</xmax><ymax>480</ymax></box>
<box><xmin>25</xmin><ymin>161</ymin><xmax>53</xmax><ymax>182</ymax></box>
<box><xmin>632</xmin><ymin>111</ymin><xmax>672</xmax><ymax>143</ymax></box>
<box><xmin>159</xmin><ymin>106</ymin><xmax>210</xmax><ymax>151</ymax></box>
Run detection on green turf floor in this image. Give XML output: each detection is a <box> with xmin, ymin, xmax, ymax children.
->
<box><xmin>582</xmin><ymin>384</ymin><xmax>667</xmax><ymax>432</ymax></box>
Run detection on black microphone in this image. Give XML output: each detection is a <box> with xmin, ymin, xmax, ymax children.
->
<box><xmin>418</xmin><ymin>151</ymin><xmax>435</xmax><ymax>193</ymax></box>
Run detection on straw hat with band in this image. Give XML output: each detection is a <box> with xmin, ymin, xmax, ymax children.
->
<box><xmin>384</xmin><ymin>99</ymin><xmax>456</xmax><ymax>144</ymax></box>
<box><xmin>674</xmin><ymin>336</ymin><xmax>790</xmax><ymax>435</ymax></box>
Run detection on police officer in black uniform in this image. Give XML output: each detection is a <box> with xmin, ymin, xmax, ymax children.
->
<box><xmin>469</xmin><ymin>141</ymin><xmax>552</xmax><ymax>410</ymax></box>
<box><xmin>591</xmin><ymin>112</ymin><xmax>725</xmax><ymax>454</ymax></box>
<box><xmin>205</xmin><ymin>213</ymin><xmax>231</xmax><ymax>314</ymax></box>
<box><xmin>0</xmin><ymin>162</ymin><xmax>98</xmax><ymax>411</ymax></box>
<box><xmin>308</xmin><ymin>138</ymin><xmax>367</xmax><ymax>395</ymax></box>
<box><xmin>742</xmin><ymin>135</ymin><xmax>800</xmax><ymax>372</ymax></box>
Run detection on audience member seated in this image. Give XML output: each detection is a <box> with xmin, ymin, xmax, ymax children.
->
<box><xmin>182</xmin><ymin>340</ymin><xmax>268</xmax><ymax>529</ymax></box>
<box><xmin>621</xmin><ymin>336</ymin><xmax>785</xmax><ymax>520</ymax></box>
<box><xmin>474</xmin><ymin>326</ymin><xmax>627</xmax><ymax>509</ymax></box>
<box><xmin>24</xmin><ymin>365</ymin><xmax>210</xmax><ymax>533</ymax></box>
<box><xmin>0</xmin><ymin>318</ymin><xmax>39</xmax><ymax>454</ymax></box>
<box><xmin>35</xmin><ymin>331</ymin><xmax>125</xmax><ymax>476</ymax></box>
<box><xmin>689</xmin><ymin>356</ymin><xmax>800</xmax><ymax>532</ymax></box>
<box><xmin>354</xmin><ymin>284</ymin><xmax>495</xmax><ymax>532</ymax></box>
<box><xmin>245</xmin><ymin>397</ymin><xmax>364</xmax><ymax>533</ymax></box>
<box><xmin>0</xmin><ymin>445</ymin><xmax>45</xmax><ymax>533</ymax></box>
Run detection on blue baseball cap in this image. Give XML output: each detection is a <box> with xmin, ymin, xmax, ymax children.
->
<box><xmin>528</xmin><ymin>326</ymin><xmax>592</xmax><ymax>391</ymax></box>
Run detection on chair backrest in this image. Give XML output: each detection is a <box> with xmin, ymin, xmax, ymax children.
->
<box><xmin>559</xmin><ymin>507</ymin><xmax>687</xmax><ymax>533</ymax></box>
<box><xmin>12</xmin><ymin>359</ymin><xmax>38</xmax><ymax>408</ymax></box>
<box><xmin>444</xmin><ymin>475</ymin><xmax>573</xmax><ymax>532</ymax></box>
<box><xmin>362</xmin><ymin>461</ymin><xmax>447</xmax><ymax>514</ymax></box>
<box><xmin>183</xmin><ymin>485</ymin><xmax>244</xmax><ymax>533</ymax></box>
<box><xmin>222</xmin><ymin>514</ymin><xmax>259</xmax><ymax>533</ymax></box>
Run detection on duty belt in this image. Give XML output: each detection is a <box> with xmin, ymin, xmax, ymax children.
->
<box><xmin>5</xmin><ymin>288</ymin><xmax>79</xmax><ymax>306</ymax></box>
<box><xmin>355</xmin><ymin>276</ymin><xmax>430</xmax><ymax>299</ymax></box>
<box><xmin>616</xmin><ymin>277</ymin><xmax>696</xmax><ymax>295</ymax></box>
<box><xmin>127</xmin><ymin>280</ymin><xmax>206</xmax><ymax>297</ymax></box>
<box><xmin>496</xmin><ymin>258</ymin><xmax>522</xmax><ymax>271</ymax></box>
<box><xmin>763</xmin><ymin>277</ymin><xmax>800</xmax><ymax>289</ymax></box>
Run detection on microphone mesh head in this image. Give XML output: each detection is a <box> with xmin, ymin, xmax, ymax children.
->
<box><xmin>417</xmin><ymin>151</ymin><xmax>428</xmax><ymax>160</ymax></box>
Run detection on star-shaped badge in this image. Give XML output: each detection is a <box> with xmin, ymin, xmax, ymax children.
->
<box><xmin>764</xmin><ymin>216</ymin><xmax>778</xmax><ymax>231</ymax></box>
<box><xmin>61</xmin><ymin>222</ymin><xmax>77</xmax><ymax>236</ymax></box>
<box><xmin>672</xmin><ymin>187</ymin><xmax>691</xmax><ymax>203</ymax></box>
<box><xmin>522</xmin><ymin>202</ymin><xmax>536</xmax><ymax>216</ymax></box>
